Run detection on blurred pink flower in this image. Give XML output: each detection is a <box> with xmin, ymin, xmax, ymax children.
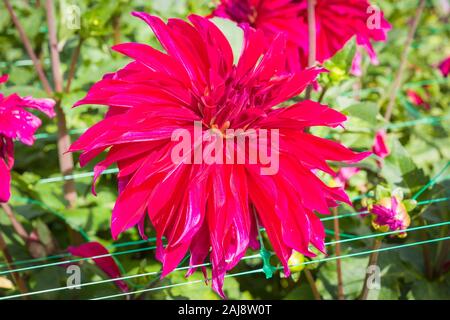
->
<box><xmin>68</xmin><ymin>242</ymin><xmax>128</xmax><ymax>293</ymax></box>
<box><xmin>438</xmin><ymin>56</ymin><xmax>450</xmax><ymax>77</ymax></box>
<box><xmin>211</xmin><ymin>0</ymin><xmax>391</xmax><ymax>70</ymax></box>
<box><xmin>303</xmin><ymin>0</ymin><xmax>391</xmax><ymax>68</ymax></box>
<box><xmin>0</xmin><ymin>75</ymin><xmax>55</xmax><ymax>202</ymax></box>
<box><xmin>406</xmin><ymin>89</ymin><xmax>430</xmax><ymax>110</ymax></box>
<box><xmin>372</xmin><ymin>129</ymin><xmax>389</xmax><ymax>159</ymax></box>
<box><xmin>211</xmin><ymin>0</ymin><xmax>305</xmax><ymax>70</ymax></box>
<box><xmin>350</xmin><ymin>49</ymin><xmax>363</xmax><ymax>76</ymax></box>
<box><xmin>335</xmin><ymin>167</ymin><xmax>360</xmax><ymax>188</ymax></box>
<box><xmin>70</xmin><ymin>13</ymin><xmax>370</xmax><ymax>297</ymax></box>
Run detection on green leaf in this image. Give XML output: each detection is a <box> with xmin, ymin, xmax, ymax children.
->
<box><xmin>342</xmin><ymin>102</ymin><xmax>380</xmax><ymax>128</ymax></box>
<box><xmin>382</xmin><ymin>138</ymin><xmax>429</xmax><ymax>196</ymax></box>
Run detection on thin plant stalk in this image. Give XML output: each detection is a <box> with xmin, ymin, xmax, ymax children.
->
<box><xmin>45</xmin><ymin>0</ymin><xmax>77</xmax><ymax>207</ymax></box>
<box><xmin>3</xmin><ymin>0</ymin><xmax>52</xmax><ymax>95</ymax></box>
<box><xmin>353</xmin><ymin>47</ymin><xmax>363</xmax><ymax>101</ymax></box>
<box><xmin>0</xmin><ymin>231</ymin><xmax>28</xmax><ymax>297</ymax></box>
<box><xmin>1</xmin><ymin>203</ymin><xmax>28</xmax><ymax>242</ymax></box>
<box><xmin>384</xmin><ymin>0</ymin><xmax>426</xmax><ymax>121</ymax></box>
<box><xmin>358</xmin><ymin>237</ymin><xmax>382</xmax><ymax>300</ymax></box>
<box><xmin>65</xmin><ymin>37</ymin><xmax>84</xmax><ymax>94</ymax></box>
<box><xmin>317</xmin><ymin>85</ymin><xmax>328</xmax><ymax>104</ymax></box>
<box><xmin>112</xmin><ymin>14</ymin><xmax>121</xmax><ymax>46</ymax></box>
<box><xmin>419</xmin><ymin>218</ymin><xmax>434</xmax><ymax>279</ymax></box>
<box><xmin>304</xmin><ymin>0</ymin><xmax>316</xmax><ymax>100</ymax></box>
<box><xmin>436</xmin><ymin>239</ymin><xmax>449</xmax><ymax>277</ymax></box>
<box><xmin>333</xmin><ymin>208</ymin><xmax>344</xmax><ymax>300</ymax></box>
<box><xmin>304</xmin><ymin>269</ymin><xmax>321</xmax><ymax>300</ymax></box>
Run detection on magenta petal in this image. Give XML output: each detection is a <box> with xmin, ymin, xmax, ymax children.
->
<box><xmin>406</xmin><ymin>89</ymin><xmax>430</xmax><ymax>110</ymax></box>
<box><xmin>112</xmin><ymin>42</ymin><xmax>189</xmax><ymax>83</ymax></box>
<box><xmin>439</xmin><ymin>56</ymin><xmax>450</xmax><ymax>77</ymax></box>
<box><xmin>0</xmin><ymin>74</ymin><xmax>8</xmax><ymax>84</ymax></box>
<box><xmin>186</xmin><ymin>221</ymin><xmax>210</xmax><ymax>278</ymax></box>
<box><xmin>372</xmin><ymin>130</ymin><xmax>389</xmax><ymax>159</ymax></box>
<box><xmin>0</xmin><ymin>76</ymin><xmax>55</xmax><ymax>149</ymax></box>
<box><xmin>19</xmin><ymin>96</ymin><xmax>56</xmax><ymax>118</ymax></box>
<box><xmin>68</xmin><ymin>242</ymin><xmax>129</xmax><ymax>292</ymax></box>
<box><xmin>0</xmin><ymin>136</ymin><xmax>14</xmax><ymax>203</ymax></box>
<box><xmin>335</xmin><ymin>167</ymin><xmax>360</xmax><ymax>187</ymax></box>
<box><xmin>351</xmin><ymin>49</ymin><xmax>363</xmax><ymax>76</ymax></box>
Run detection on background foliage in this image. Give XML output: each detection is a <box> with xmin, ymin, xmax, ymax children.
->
<box><xmin>0</xmin><ymin>0</ymin><xmax>449</xmax><ymax>300</ymax></box>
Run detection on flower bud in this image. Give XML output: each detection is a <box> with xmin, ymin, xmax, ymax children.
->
<box><xmin>370</xmin><ymin>196</ymin><xmax>411</xmax><ymax>238</ymax></box>
<box><xmin>288</xmin><ymin>250</ymin><xmax>305</xmax><ymax>273</ymax></box>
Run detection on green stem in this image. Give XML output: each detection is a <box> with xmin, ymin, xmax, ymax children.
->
<box><xmin>333</xmin><ymin>208</ymin><xmax>344</xmax><ymax>300</ymax></box>
<box><xmin>384</xmin><ymin>0</ymin><xmax>426</xmax><ymax>122</ymax></box>
<box><xmin>358</xmin><ymin>238</ymin><xmax>382</xmax><ymax>300</ymax></box>
<box><xmin>0</xmin><ymin>231</ymin><xmax>29</xmax><ymax>297</ymax></box>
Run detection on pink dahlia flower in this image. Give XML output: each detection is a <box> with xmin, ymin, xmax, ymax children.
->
<box><xmin>335</xmin><ymin>167</ymin><xmax>360</xmax><ymax>188</ymax></box>
<box><xmin>298</xmin><ymin>0</ymin><xmax>391</xmax><ymax>68</ymax></box>
<box><xmin>0</xmin><ymin>75</ymin><xmax>55</xmax><ymax>202</ymax></box>
<box><xmin>211</xmin><ymin>0</ymin><xmax>391</xmax><ymax>70</ymax></box>
<box><xmin>211</xmin><ymin>0</ymin><xmax>305</xmax><ymax>70</ymax></box>
<box><xmin>70</xmin><ymin>13</ymin><xmax>369</xmax><ymax>297</ymax></box>
<box><xmin>68</xmin><ymin>242</ymin><xmax>128</xmax><ymax>292</ymax></box>
<box><xmin>370</xmin><ymin>196</ymin><xmax>410</xmax><ymax>238</ymax></box>
<box><xmin>438</xmin><ymin>56</ymin><xmax>450</xmax><ymax>77</ymax></box>
<box><xmin>372</xmin><ymin>129</ymin><xmax>389</xmax><ymax>159</ymax></box>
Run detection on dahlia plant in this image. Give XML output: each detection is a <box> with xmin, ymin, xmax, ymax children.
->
<box><xmin>0</xmin><ymin>0</ymin><xmax>448</xmax><ymax>302</ymax></box>
<box><xmin>70</xmin><ymin>13</ymin><xmax>369</xmax><ymax>296</ymax></box>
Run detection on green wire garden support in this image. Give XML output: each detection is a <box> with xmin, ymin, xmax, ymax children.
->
<box><xmin>2</xmin><ymin>190</ymin><xmax>371</xmax><ymax>270</ymax></box>
<box><xmin>0</xmin><ymin>155</ymin><xmax>447</xmax><ymax>299</ymax></box>
<box><xmin>1</xmin><ymin>194</ymin><xmax>448</xmax><ymax>271</ymax></box>
<box><xmin>1</xmin><ymin>161</ymin><xmax>447</xmax><ymax>298</ymax></box>
<box><xmin>2</xmin><ymin>195</ymin><xmax>447</xmax><ymax>272</ymax></box>
<box><xmin>412</xmin><ymin>161</ymin><xmax>450</xmax><ymax>200</ymax></box>
<box><xmin>1</xmin><ymin>211</ymin><xmax>448</xmax><ymax>277</ymax></box>
<box><xmin>91</xmin><ymin>235</ymin><xmax>450</xmax><ymax>300</ymax></box>
<box><xmin>0</xmin><ymin>221</ymin><xmax>448</xmax><ymax>300</ymax></box>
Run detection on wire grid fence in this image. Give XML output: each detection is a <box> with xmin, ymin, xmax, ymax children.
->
<box><xmin>0</xmin><ymin>76</ymin><xmax>449</xmax><ymax>299</ymax></box>
<box><xmin>0</xmin><ymin>161</ymin><xmax>448</xmax><ymax>300</ymax></box>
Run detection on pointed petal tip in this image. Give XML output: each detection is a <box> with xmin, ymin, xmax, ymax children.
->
<box><xmin>187</xmin><ymin>13</ymin><xmax>206</xmax><ymax>23</ymax></box>
<box><xmin>355</xmin><ymin>151</ymin><xmax>372</xmax><ymax>162</ymax></box>
<box><xmin>91</xmin><ymin>184</ymin><xmax>98</xmax><ymax>197</ymax></box>
<box><xmin>110</xmin><ymin>225</ymin><xmax>121</xmax><ymax>241</ymax></box>
<box><xmin>213</xmin><ymin>286</ymin><xmax>227</xmax><ymax>299</ymax></box>
<box><xmin>131</xmin><ymin>11</ymin><xmax>145</xmax><ymax>18</ymax></box>
<box><xmin>131</xmin><ymin>11</ymin><xmax>160</xmax><ymax>24</ymax></box>
<box><xmin>283</xmin><ymin>266</ymin><xmax>291</xmax><ymax>278</ymax></box>
<box><xmin>160</xmin><ymin>268</ymin><xmax>171</xmax><ymax>279</ymax></box>
<box><xmin>110</xmin><ymin>43</ymin><xmax>133</xmax><ymax>53</ymax></box>
<box><xmin>73</xmin><ymin>99</ymin><xmax>86</xmax><ymax>108</ymax></box>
